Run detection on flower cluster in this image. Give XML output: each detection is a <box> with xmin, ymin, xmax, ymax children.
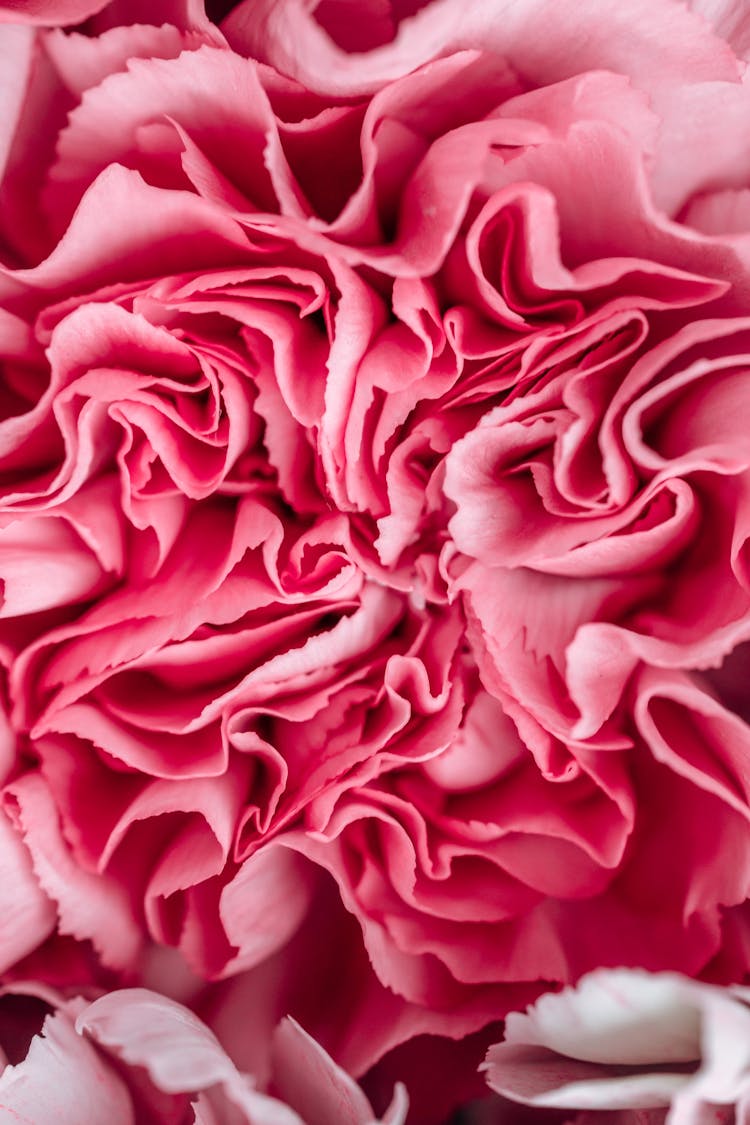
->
<box><xmin>3</xmin><ymin>0</ymin><xmax>750</xmax><ymax>1121</ymax></box>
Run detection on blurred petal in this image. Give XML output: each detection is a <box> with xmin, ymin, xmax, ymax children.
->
<box><xmin>0</xmin><ymin>1009</ymin><xmax>135</xmax><ymax>1123</ymax></box>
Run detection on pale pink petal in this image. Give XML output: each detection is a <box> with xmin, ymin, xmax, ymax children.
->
<box><xmin>4</xmin><ymin>773</ymin><xmax>142</xmax><ymax>969</ymax></box>
<box><xmin>503</xmin><ymin>971</ymin><xmax>703</xmax><ymax>1065</ymax></box>
<box><xmin>0</xmin><ymin>24</ymin><xmax>34</xmax><ymax>183</ymax></box>
<box><xmin>219</xmin><ymin>847</ymin><xmax>314</xmax><ymax>974</ymax></box>
<box><xmin>0</xmin><ymin>1009</ymin><xmax>135</xmax><ymax>1124</ymax></box>
<box><xmin>223</xmin><ymin>0</ymin><xmax>738</xmax><ymax>96</ymax></box>
<box><xmin>78</xmin><ymin>989</ymin><xmax>304</xmax><ymax>1125</ymax></box>
<box><xmin>484</xmin><ymin>970</ymin><xmax>750</xmax><ymax>1119</ymax></box>
<box><xmin>77</xmin><ymin>988</ymin><xmax>242</xmax><ymax>1094</ymax></box>
<box><xmin>650</xmin><ymin>80</ymin><xmax>750</xmax><ymax>217</ymax></box>
<box><xmin>86</xmin><ymin>0</ymin><xmax>219</xmax><ymax>36</ymax></box>
<box><xmin>271</xmin><ymin>1016</ymin><xmax>380</xmax><ymax>1125</ymax></box>
<box><xmin>689</xmin><ymin>0</ymin><xmax>750</xmax><ymax>60</ymax></box>
<box><xmin>45</xmin><ymin>22</ymin><xmax>203</xmax><ymax>97</ymax></box>
<box><xmin>0</xmin><ymin>808</ymin><xmax>55</xmax><ymax>972</ymax></box>
<box><xmin>380</xmin><ymin>1084</ymin><xmax>410</xmax><ymax>1125</ymax></box>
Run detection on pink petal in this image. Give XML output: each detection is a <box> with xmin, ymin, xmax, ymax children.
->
<box><xmin>45</xmin><ymin>22</ymin><xmax>201</xmax><ymax>97</ymax></box>
<box><xmin>484</xmin><ymin>970</ymin><xmax>750</xmax><ymax>1117</ymax></box>
<box><xmin>0</xmin><ymin>1009</ymin><xmax>135</xmax><ymax>1124</ymax></box>
<box><xmin>48</xmin><ymin>46</ymin><xmax>284</xmax><ymax>231</ymax></box>
<box><xmin>77</xmin><ymin>989</ymin><xmax>241</xmax><ymax>1093</ymax></box>
<box><xmin>0</xmin><ymin>809</ymin><xmax>55</xmax><ymax>972</ymax></box>
<box><xmin>0</xmin><ymin>514</ymin><xmax>109</xmax><ymax>618</ymax></box>
<box><xmin>0</xmin><ymin>24</ymin><xmax>34</xmax><ymax>181</ymax></box>
<box><xmin>4</xmin><ymin>773</ymin><xmax>142</xmax><ymax>969</ymax></box>
<box><xmin>223</xmin><ymin>0</ymin><xmax>738</xmax><ymax>96</ymax></box>
<box><xmin>78</xmin><ymin>990</ymin><xmax>304</xmax><ymax>1125</ymax></box>
<box><xmin>220</xmin><ymin>847</ymin><xmax>314</xmax><ymax>974</ymax></box>
<box><xmin>0</xmin><ymin>164</ymin><xmax>248</xmax><ymax>307</ymax></box>
<box><xmin>271</xmin><ymin>1016</ymin><xmax>380</xmax><ymax>1125</ymax></box>
<box><xmin>688</xmin><ymin>0</ymin><xmax>750</xmax><ymax>60</ymax></box>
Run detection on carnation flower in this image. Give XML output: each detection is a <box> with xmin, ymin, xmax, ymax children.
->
<box><xmin>483</xmin><ymin>967</ymin><xmax>750</xmax><ymax>1123</ymax></box>
<box><xmin>0</xmin><ymin>981</ymin><xmax>408</xmax><ymax>1123</ymax></box>
<box><xmin>3</xmin><ymin>0</ymin><xmax>750</xmax><ymax>1120</ymax></box>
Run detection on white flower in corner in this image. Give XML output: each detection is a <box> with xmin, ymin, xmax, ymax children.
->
<box><xmin>482</xmin><ymin>969</ymin><xmax>750</xmax><ymax>1123</ymax></box>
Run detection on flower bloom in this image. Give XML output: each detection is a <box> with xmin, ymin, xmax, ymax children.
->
<box><xmin>0</xmin><ymin>982</ymin><xmax>408</xmax><ymax>1124</ymax></box>
<box><xmin>3</xmin><ymin>0</ymin><xmax>750</xmax><ymax>1112</ymax></box>
<box><xmin>483</xmin><ymin>967</ymin><xmax>750</xmax><ymax>1123</ymax></box>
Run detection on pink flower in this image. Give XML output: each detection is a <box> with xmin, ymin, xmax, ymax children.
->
<box><xmin>483</xmin><ymin>968</ymin><xmax>750</xmax><ymax>1124</ymax></box>
<box><xmin>4</xmin><ymin>0</ymin><xmax>750</xmax><ymax>1110</ymax></box>
<box><xmin>0</xmin><ymin>982</ymin><xmax>408</xmax><ymax>1124</ymax></box>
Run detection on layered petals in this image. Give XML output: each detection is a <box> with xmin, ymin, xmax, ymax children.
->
<box><xmin>484</xmin><ymin>969</ymin><xmax>750</xmax><ymax>1121</ymax></box>
<box><xmin>4</xmin><ymin>0</ymin><xmax>750</xmax><ymax>1114</ymax></box>
<box><xmin>0</xmin><ymin>982</ymin><xmax>407</xmax><ymax>1124</ymax></box>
